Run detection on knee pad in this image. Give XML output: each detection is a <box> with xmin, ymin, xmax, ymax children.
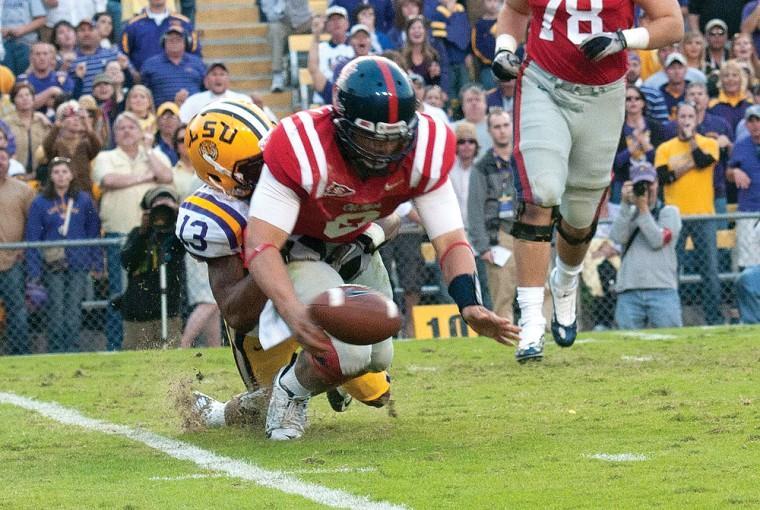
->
<box><xmin>555</xmin><ymin>215</ymin><xmax>598</xmax><ymax>246</ymax></box>
<box><xmin>509</xmin><ymin>202</ymin><xmax>558</xmax><ymax>243</ymax></box>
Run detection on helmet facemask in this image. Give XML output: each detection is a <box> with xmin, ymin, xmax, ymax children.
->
<box><xmin>201</xmin><ymin>151</ymin><xmax>264</xmax><ymax>198</ymax></box>
<box><xmin>334</xmin><ymin>115</ymin><xmax>417</xmax><ymax>179</ymax></box>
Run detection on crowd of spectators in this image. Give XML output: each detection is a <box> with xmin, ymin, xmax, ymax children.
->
<box><xmin>0</xmin><ymin>0</ymin><xmax>759</xmax><ymax>356</ymax></box>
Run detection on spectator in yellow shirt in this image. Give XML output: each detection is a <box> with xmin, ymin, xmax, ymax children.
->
<box><xmin>655</xmin><ymin>100</ymin><xmax>724</xmax><ymax>324</ymax></box>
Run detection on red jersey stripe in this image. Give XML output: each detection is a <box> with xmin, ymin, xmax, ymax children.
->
<box><xmin>290</xmin><ymin>113</ymin><xmax>322</xmax><ymax>197</ymax></box>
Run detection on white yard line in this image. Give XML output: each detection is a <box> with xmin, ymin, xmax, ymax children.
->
<box><xmin>586</xmin><ymin>453</ymin><xmax>649</xmax><ymax>462</ymax></box>
<box><xmin>621</xmin><ymin>331</ymin><xmax>677</xmax><ymax>341</ymax></box>
<box><xmin>621</xmin><ymin>355</ymin><xmax>654</xmax><ymax>362</ymax></box>
<box><xmin>0</xmin><ymin>392</ymin><xmax>407</xmax><ymax>510</ymax></box>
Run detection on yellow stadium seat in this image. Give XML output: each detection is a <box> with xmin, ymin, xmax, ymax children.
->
<box><xmin>288</xmin><ymin>33</ymin><xmax>329</xmax><ymax>88</ymax></box>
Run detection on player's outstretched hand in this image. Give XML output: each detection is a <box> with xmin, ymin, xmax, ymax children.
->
<box><xmin>282</xmin><ymin>303</ymin><xmax>332</xmax><ymax>355</ymax></box>
<box><xmin>462</xmin><ymin>305</ymin><xmax>520</xmax><ymax>346</ymax></box>
<box><xmin>579</xmin><ymin>30</ymin><xmax>627</xmax><ymax>62</ymax></box>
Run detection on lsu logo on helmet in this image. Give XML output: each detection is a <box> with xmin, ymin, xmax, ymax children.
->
<box><xmin>186</xmin><ymin>99</ymin><xmax>274</xmax><ymax>198</ymax></box>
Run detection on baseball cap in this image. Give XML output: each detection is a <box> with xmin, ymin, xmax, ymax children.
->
<box><xmin>165</xmin><ymin>25</ymin><xmax>186</xmax><ymax>36</ymax></box>
<box><xmin>76</xmin><ymin>18</ymin><xmax>95</xmax><ymax>28</ymax></box>
<box><xmin>205</xmin><ymin>61</ymin><xmax>228</xmax><ymax>75</ymax></box>
<box><xmin>630</xmin><ymin>160</ymin><xmax>657</xmax><ymax>184</ymax></box>
<box><xmin>92</xmin><ymin>73</ymin><xmax>112</xmax><ymax>87</ymax></box>
<box><xmin>454</xmin><ymin>122</ymin><xmax>478</xmax><ymax>143</ymax></box>
<box><xmin>141</xmin><ymin>186</ymin><xmax>180</xmax><ymax>210</ymax></box>
<box><xmin>705</xmin><ymin>18</ymin><xmax>728</xmax><ymax>34</ymax></box>
<box><xmin>664</xmin><ymin>52</ymin><xmax>687</xmax><ymax>68</ymax></box>
<box><xmin>407</xmin><ymin>72</ymin><xmax>425</xmax><ymax>85</ymax></box>
<box><xmin>349</xmin><ymin>24</ymin><xmax>371</xmax><ymax>37</ymax></box>
<box><xmin>744</xmin><ymin>104</ymin><xmax>760</xmax><ymax>120</ymax></box>
<box><xmin>157</xmin><ymin>101</ymin><xmax>179</xmax><ymax>117</ymax></box>
<box><xmin>325</xmin><ymin>5</ymin><xmax>348</xmax><ymax>19</ymax></box>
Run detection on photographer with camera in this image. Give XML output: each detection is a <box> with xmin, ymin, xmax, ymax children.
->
<box><xmin>610</xmin><ymin>160</ymin><xmax>683</xmax><ymax>329</ymax></box>
<box><xmin>119</xmin><ymin>186</ymin><xmax>185</xmax><ymax>350</ymax></box>
<box><xmin>93</xmin><ymin>111</ymin><xmax>173</xmax><ymax>350</ymax></box>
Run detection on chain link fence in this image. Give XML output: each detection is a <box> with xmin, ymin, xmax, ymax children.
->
<box><xmin>1</xmin><ymin>211</ymin><xmax>758</xmax><ymax>354</ymax></box>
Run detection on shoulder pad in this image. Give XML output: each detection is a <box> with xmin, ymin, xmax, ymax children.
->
<box><xmin>176</xmin><ymin>187</ymin><xmax>249</xmax><ymax>258</ymax></box>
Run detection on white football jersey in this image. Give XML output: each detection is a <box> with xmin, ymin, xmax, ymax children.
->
<box><xmin>175</xmin><ymin>184</ymin><xmax>249</xmax><ymax>259</ymax></box>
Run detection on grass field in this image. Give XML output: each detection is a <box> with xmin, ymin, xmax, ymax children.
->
<box><xmin>1</xmin><ymin>326</ymin><xmax>759</xmax><ymax>509</ymax></box>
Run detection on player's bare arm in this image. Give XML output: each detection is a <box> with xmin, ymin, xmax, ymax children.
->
<box><xmin>491</xmin><ymin>0</ymin><xmax>530</xmax><ymax>81</ymax></box>
<box><xmin>206</xmin><ymin>255</ymin><xmax>267</xmax><ymax>333</ymax></box>
<box><xmin>432</xmin><ymin>229</ymin><xmax>521</xmax><ymax>346</ymax></box>
<box><xmin>245</xmin><ymin>217</ymin><xmax>331</xmax><ymax>354</ymax></box>
<box><xmin>581</xmin><ymin>0</ymin><xmax>683</xmax><ymax>61</ymax></box>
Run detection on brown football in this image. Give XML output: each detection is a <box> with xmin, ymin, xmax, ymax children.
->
<box><xmin>308</xmin><ymin>285</ymin><xmax>402</xmax><ymax>345</ymax></box>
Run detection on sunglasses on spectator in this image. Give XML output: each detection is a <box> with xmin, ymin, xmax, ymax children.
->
<box><xmin>50</xmin><ymin>156</ymin><xmax>71</xmax><ymax>165</ymax></box>
<box><xmin>457</xmin><ymin>138</ymin><xmax>477</xmax><ymax>145</ymax></box>
<box><xmin>708</xmin><ymin>30</ymin><xmax>726</xmax><ymax>36</ymax></box>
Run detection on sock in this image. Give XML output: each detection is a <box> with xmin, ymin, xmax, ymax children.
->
<box><xmin>517</xmin><ymin>286</ymin><xmax>546</xmax><ymax>342</ymax></box>
<box><xmin>278</xmin><ymin>364</ymin><xmax>311</xmax><ymax>398</ymax></box>
<box><xmin>554</xmin><ymin>256</ymin><xmax>583</xmax><ymax>290</ymax></box>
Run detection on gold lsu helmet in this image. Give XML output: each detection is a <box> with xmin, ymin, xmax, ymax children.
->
<box><xmin>186</xmin><ymin>99</ymin><xmax>274</xmax><ymax>198</ymax></box>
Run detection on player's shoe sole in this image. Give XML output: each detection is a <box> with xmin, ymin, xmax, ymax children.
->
<box><xmin>549</xmin><ymin>268</ymin><xmax>578</xmax><ymax>347</ymax></box>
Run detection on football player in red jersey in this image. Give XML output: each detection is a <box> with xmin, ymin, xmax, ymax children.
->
<box><xmin>245</xmin><ymin>56</ymin><xmax>520</xmax><ymax>440</ymax></box>
<box><xmin>491</xmin><ymin>0</ymin><xmax>684</xmax><ymax>363</ymax></box>
<box><xmin>176</xmin><ymin>99</ymin><xmax>401</xmax><ymax>429</ymax></box>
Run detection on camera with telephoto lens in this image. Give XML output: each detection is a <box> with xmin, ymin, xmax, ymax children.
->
<box><xmin>633</xmin><ymin>180</ymin><xmax>650</xmax><ymax>197</ymax></box>
<box><xmin>148</xmin><ymin>203</ymin><xmax>178</xmax><ymax>234</ymax></box>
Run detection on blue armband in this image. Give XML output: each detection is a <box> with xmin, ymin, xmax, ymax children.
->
<box><xmin>448</xmin><ymin>273</ymin><xmax>483</xmax><ymax>314</ymax></box>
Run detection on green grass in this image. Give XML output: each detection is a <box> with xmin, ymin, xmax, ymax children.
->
<box><xmin>1</xmin><ymin>326</ymin><xmax>759</xmax><ymax>509</ymax></box>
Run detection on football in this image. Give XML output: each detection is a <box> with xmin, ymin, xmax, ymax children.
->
<box><xmin>308</xmin><ymin>285</ymin><xmax>402</xmax><ymax>345</ymax></box>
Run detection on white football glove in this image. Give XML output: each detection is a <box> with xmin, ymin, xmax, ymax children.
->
<box><xmin>579</xmin><ymin>29</ymin><xmax>628</xmax><ymax>62</ymax></box>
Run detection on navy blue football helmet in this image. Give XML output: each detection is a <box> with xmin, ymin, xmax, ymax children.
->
<box><xmin>333</xmin><ymin>56</ymin><xmax>418</xmax><ymax>179</ymax></box>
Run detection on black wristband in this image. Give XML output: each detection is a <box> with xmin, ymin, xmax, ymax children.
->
<box><xmin>448</xmin><ymin>273</ymin><xmax>483</xmax><ymax>314</ymax></box>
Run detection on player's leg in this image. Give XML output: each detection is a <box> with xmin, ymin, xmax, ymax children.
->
<box><xmin>192</xmin><ymin>326</ymin><xmax>299</xmax><ymax>428</ymax></box>
<box><xmin>267</xmin><ymin>260</ymin><xmax>391</xmax><ymax>439</ymax></box>
<box><xmin>553</xmin><ymin>80</ymin><xmax>626</xmax><ymax>346</ymax></box>
<box><xmin>511</xmin><ymin>63</ymin><xmax>571</xmax><ymax>363</ymax></box>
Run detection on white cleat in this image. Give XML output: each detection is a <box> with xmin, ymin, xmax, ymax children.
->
<box><xmin>192</xmin><ymin>391</ymin><xmax>227</xmax><ymax>428</ymax></box>
<box><xmin>266</xmin><ymin>369</ymin><xmax>310</xmax><ymax>441</ymax></box>
<box><xmin>549</xmin><ymin>267</ymin><xmax>578</xmax><ymax>347</ymax></box>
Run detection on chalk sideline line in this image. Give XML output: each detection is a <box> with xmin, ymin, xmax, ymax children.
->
<box><xmin>0</xmin><ymin>391</ymin><xmax>407</xmax><ymax>510</ymax></box>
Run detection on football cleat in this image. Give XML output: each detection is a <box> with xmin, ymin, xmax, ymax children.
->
<box><xmin>266</xmin><ymin>368</ymin><xmax>310</xmax><ymax>441</ymax></box>
<box><xmin>192</xmin><ymin>391</ymin><xmax>227</xmax><ymax>428</ymax></box>
<box><xmin>549</xmin><ymin>267</ymin><xmax>578</xmax><ymax>347</ymax></box>
<box><xmin>326</xmin><ymin>386</ymin><xmax>353</xmax><ymax>412</ymax></box>
<box><xmin>515</xmin><ymin>335</ymin><xmax>544</xmax><ymax>364</ymax></box>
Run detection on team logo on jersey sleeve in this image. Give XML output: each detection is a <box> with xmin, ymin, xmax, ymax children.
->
<box><xmin>324</xmin><ymin>181</ymin><xmax>355</xmax><ymax>197</ymax></box>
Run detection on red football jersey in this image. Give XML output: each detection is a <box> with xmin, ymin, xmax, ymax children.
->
<box><xmin>263</xmin><ymin>106</ymin><xmax>457</xmax><ymax>243</ymax></box>
<box><xmin>525</xmin><ymin>0</ymin><xmax>634</xmax><ymax>85</ymax></box>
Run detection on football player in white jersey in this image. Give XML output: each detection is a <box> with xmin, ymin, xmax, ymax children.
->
<box><xmin>176</xmin><ymin>99</ymin><xmax>398</xmax><ymax>428</ymax></box>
